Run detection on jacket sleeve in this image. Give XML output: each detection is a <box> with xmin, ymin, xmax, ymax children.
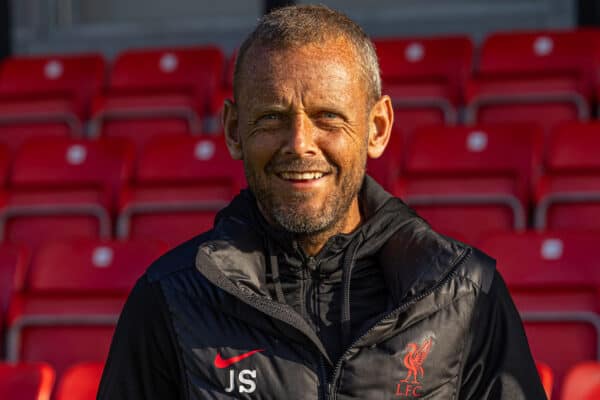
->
<box><xmin>97</xmin><ymin>276</ymin><xmax>184</xmax><ymax>400</ymax></box>
<box><xmin>458</xmin><ymin>270</ymin><xmax>547</xmax><ymax>400</ymax></box>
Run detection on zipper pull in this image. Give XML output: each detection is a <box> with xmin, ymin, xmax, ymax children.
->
<box><xmin>306</xmin><ymin>257</ymin><xmax>319</xmax><ymax>272</ymax></box>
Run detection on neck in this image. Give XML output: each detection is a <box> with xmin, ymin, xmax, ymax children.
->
<box><xmin>295</xmin><ymin>198</ymin><xmax>362</xmax><ymax>256</ymax></box>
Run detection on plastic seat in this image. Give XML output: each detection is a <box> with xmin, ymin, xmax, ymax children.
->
<box><xmin>5</xmin><ymin>238</ymin><xmax>167</xmax><ymax>383</ymax></box>
<box><xmin>395</xmin><ymin>123</ymin><xmax>542</xmax><ymax>244</ymax></box>
<box><xmin>466</xmin><ymin>29</ymin><xmax>599</xmax><ymax>135</ymax></box>
<box><xmin>117</xmin><ymin>134</ymin><xmax>244</xmax><ymax>248</ymax></box>
<box><xmin>373</xmin><ymin>35</ymin><xmax>473</xmax><ymax>141</ymax></box>
<box><xmin>0</xmin><ymin>361</ymin><xmax>55</xmax><ymax>400</ymax></box>
<box><xmin>0</xmin><ymin>137</ymin><xmax>135</xmax><ymax>249</ymax></box>
<box><xmin>91</xmin><ymin>46</ymin><xmax>224</xmax><ymax>143</ymax></box>
<box><xmin>0</xmin><ymin>244</ymin><xmax>30</xmax><ymax>353</ymax></box>
<box><xmin>561</xmin><ymin>361</ymin><xmax>600</xmax><ymax>400</ymax></box>
<box><xmin>536</xmin><ymin>361</ymin><xmax>554</xmax><ymax>400</ymax></box>
<box><xmin>206</xmin><ymin>49</ymin><xmax>236</xmax><ymax>135</ymax></box>
<box><xmin>0</xmin><ymin>53</ymin><xmax>105</xmax><ymax>149</ymax></box>
<box><xmin>535</xmin><ymin>121</ymin><xmax>600</xmax><ymax>231</ymax></box>
<box><xmin>480</xmin><ymin>231</ymin><xmax>600</xmax><ymax>398</ymax></box>
<box><xmin>55</xmin><ymin>362</ymin><xmax>103</xmax><ymax>400</ymax></box>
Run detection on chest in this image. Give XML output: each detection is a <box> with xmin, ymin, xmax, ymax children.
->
<box><xmin>163</xmin><ymin>278</ymin><xmax>478</xmax><ymax>400</ymax></box>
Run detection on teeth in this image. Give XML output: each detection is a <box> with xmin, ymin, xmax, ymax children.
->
<box><xmin>279</xmin><ymin>172</ymin><xmax>324</xmax><ymax>180</ymax></box>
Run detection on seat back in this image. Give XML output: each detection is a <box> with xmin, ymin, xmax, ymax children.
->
<box><xmin>0</xmin><ymin>53</ymin><xmax>105</xmax><ymax>117</ymax></box>
<box><xmin>20</xmin><ymin>238</ymin><xmax>167</xmax><ymax>295</ymax></box>
<box><xmin>536</xmin><ymin>361</ymin><xmax>554</xmax><ymax>400</ymax></box>
<box><xmin>546</xmin><ymin>121</ymin><xmax>600</xmax><ymax>173</ymax></box>
<box><xmin>55</xmin><ymin>362</ymin><xmax>103</xmax><ymax>400</ymax></box>
<box><xmin>535</xmin><ymin>121</ymin><xmax>600</xmax><ymax>231</ymax></box>
<box><xmin>374</xmin><ymin>35</ymin><xmax>473</xmax><ymax>104</ymax></box>
<box><xmin>0</xmin><ymin>244</ymin><xmax>29</xmax><ymax>332</ymax></box>
<box><xmin>11</xmin><ymin>136</ymin><xmax>135</xmax><ymax>202</ymax></box>
<box><xmin>481</xmin><ymin>231</ymin><xmax>600</xmax><ymax>398</ymax></box>
<box><xmin>136</xmin><ymin>134</ymin><xmax>244</xmax><ymax>190</ymax></box>
<box><xmin>397</xmin><ymin>124</ymin><xmax>542</xmax><ymax>243</ymax></box>
<box><xmin>561</xmin><ymin>361</ymin><xmax>600</xmax><ymax>400</ymax></box>
<box><xmin>5</xmin><ymin>239</ymin><xmax>167</xmax><ymax>383</ymax></box>
<box><xmin>0</xmin><ymin>362</ymin><xmax>55</xmax><ymax>400</ymax></box>
<box><xmin>110</xmin><ymin>46</ymin><xmax>224</xmax><ymax>107</ymax></box>
<box><xmin>478</xmin><ymin>29</ymin><xmax>597</xmax><ymax>92</ymax></box>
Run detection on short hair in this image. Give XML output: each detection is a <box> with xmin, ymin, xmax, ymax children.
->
<box><xmin>233</xmin><ymin>5</ymin><xmax>381</xmax><ymax>105</ymax></box>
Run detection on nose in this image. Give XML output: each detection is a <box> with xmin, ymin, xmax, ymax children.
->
<box><xmin>282</xmin><ymin>113</ymin><xmax>318</xmax><ymax>157</ymax></box>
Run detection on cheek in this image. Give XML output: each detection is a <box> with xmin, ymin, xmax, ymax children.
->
<box><xmin>323</xmin><ymin>135</ymin><xmax>367</xmax><ymax>171</ymax></box>
<box><xmin>242</xmin><ymin>136</ymin><xmax>279</xmax><ymax>173</ymax></box>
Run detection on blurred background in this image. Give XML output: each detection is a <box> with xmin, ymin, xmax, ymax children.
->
<box><xmin>1</xmin><ymin>1</ymin><xmax>600</xmax><ymax>400</ymax></box>
<box><xmin>2</xmin><ymin>0</ymin><xmax>589</xmax><ymax>57</ymax></box>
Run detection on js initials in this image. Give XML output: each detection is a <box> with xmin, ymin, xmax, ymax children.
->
<box><xmin>225</xmin><ymin>369</ymin><xmax>257</xmax><ymax>394</ymax></box>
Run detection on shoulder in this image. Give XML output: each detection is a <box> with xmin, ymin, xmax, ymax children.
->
<box><xmin>455</xmin><ymin>244</ymin><xmax>497</xmax><ymax>295</ymax></box>
<box><xmin>145</xmin><ymin>230</ymin><xmax>214</xmax><ymax>283</ymax></box>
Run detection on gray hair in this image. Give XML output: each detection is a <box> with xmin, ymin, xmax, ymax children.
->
<box><xmin>233</xmin><ymin>4</ymin><xmax>381</xmax><ymax>105</ymax></box>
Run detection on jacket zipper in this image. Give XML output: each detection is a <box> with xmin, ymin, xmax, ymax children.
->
<box><xmin>327</xmin><ymin>248</ymin><xmax>472</xmax><ymax>399</ymax></box>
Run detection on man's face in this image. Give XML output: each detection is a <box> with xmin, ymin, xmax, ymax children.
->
<box><xmin>225</xmin><ymin>40</ymin><xmax>389</xmax><ymax>236</ymax></box>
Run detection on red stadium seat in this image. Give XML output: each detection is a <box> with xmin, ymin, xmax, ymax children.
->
<box><xmin>0</xmin><ymin>244</ymin><xmax>30</xmax><ymax>350</ymax></box>
<box><xmin>0</xmin><ymin>143</ymin><xmax>11</xmax><ymax>187</ymax></box>
<box><xmin>395</xmin><ymin>123</ymin><xmax>542</xmax><ymax>244</ymax></box>
<box><xmin>536</xmin><ymin>361</ymin><xmax>554</xmax><ymax>400</ymax></box>
<box><xmin>90</xmin><ymin>46</ymin><xmax>224</xmax><ymax>141</ymax></box>
<box><xmin>0</xmin><ymin>362</ymin><xmax>55</xmax><ymax>400</ymax></box>
<box><xmin>374</xmin><ymin>35</ymin><xmax>473</xmax><ymax>141</ymax></box>
<box><xmin>55</xmin><ymin>362</ymin><xmax>103</xmax><ymax>400</ymax></box>
<box><xmin>535</xmin><ymin>121</ymin><xmax>600</xmax><ymax>231</ymax></box>
<box><xmin>0</xmin><ymin>137</ymin><xmax>135</xmax><ymax>249</ymax></box>
<box><xmin>561</xmin><ymin>361</ymin><xmax>600</xmax><ymax>400</ymax></box>
<box><xmin>466</xmin><ymin>29</ymin><xmax>599</xmax><ymax>135</ymax></box>
<box><xmin>117</xmin><ymin>134</ymin><xmax>245</xmax><ymax>248</ymax></box>
<box><xmin>0</xmin><ymin>53</ymin><xmax>105</xmax><ymax>150</ymax></box>
<box><xmin>5</xmin><ymin>238</ymin><xmax>167</xmax><ymax>383</ymax></box>
<box><xmin>480</xmin><ymin>231</ymin><xmax>600</xmax><ymax>398</ymax></box>
<box><xmin>206</xmin><ymin>49</ymin><xmax>236</xmax><ymax>135</ymax></box>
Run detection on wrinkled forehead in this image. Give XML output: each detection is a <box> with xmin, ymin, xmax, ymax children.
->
<box><xmin>235</xmin><ymin>41</ymin><xmax>366</xmax><ymax>103</ymax></box>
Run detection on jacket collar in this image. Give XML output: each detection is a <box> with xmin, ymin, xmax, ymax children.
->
<box><xmin>199</xmin><ymin>176</ymin><xmax>467</xmax><ymax>308</ymax></box>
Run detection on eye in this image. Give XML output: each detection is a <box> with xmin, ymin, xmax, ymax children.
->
<box><xmin>319</xmin><ymin>111</ymin><xmax>339</xmax><ymax>119</ymax></box>
<box><xmin>259</xmin><ymin>113</ymin><xmax>281</xmax><ymax>121</ymax></box>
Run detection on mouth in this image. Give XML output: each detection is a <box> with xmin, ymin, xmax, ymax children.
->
<box><xmin>277</xmin><ymin>171</ymin><xmax>327</xmax><ymax>181</ymax></box>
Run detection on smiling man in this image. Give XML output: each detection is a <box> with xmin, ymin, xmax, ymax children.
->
<box><xmin>98</xmin><ymin>5</ymin><xmax>546</xmax><ymax>399</ymax></box>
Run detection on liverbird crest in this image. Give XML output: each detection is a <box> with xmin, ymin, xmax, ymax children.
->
<box><xmin>400</xmin><ymin>337</ymin><xmax>433</xmax><ymax>385</ymax></box>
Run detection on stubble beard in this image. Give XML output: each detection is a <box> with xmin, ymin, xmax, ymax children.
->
<box><xmin>246</xmin><ymin>158</ymin><xmax>366</xmax><ymax>237</ymax></box>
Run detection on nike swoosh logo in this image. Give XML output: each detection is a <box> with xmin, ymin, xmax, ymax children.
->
<box><xmin>214</xmin><ymin>349</ymin><xmax>265</xmax><ymax>368</ymax></box>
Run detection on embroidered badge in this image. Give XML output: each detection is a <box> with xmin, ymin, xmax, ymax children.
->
<box><xmin>395</xmin><ymin>337</ymin><xmax>433</xmax><ymax>397</ymax></box>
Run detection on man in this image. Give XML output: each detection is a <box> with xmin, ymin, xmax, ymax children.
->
<box><xmin>98</xmin><ymin>5</ymin><xmax>546</xmax><ymax>399</ymax></box>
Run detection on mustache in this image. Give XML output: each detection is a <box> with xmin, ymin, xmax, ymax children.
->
<box><xmin>266</xmin><ymin>157</ymin><xmax>336</xmax><ymax>174</ymax></box>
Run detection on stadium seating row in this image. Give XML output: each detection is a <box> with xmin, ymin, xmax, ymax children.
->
<box><xmin>0</xmin><ymin>230</ymin><xmax>597</xmax><ymax>398</ymax></box>
<box><xmin>0</xmin><ymin>46</ymin><xmax>229</xmax><ymax>146</ymax></box>
<box><xmin>0</xmin><ymin>238</ymin><xmax>168</xmax><ymax>383</ymax></box>
<box><xmin>0</xmin><ymin>120</ymin><xmax>594</xmax><ymax>246</ymax></box>
<box><xmin>0</xmin><ymin>134</ymin><xmax>242</xmax><ymax>249</ymax></box>
<box><xmin>1</xmin><ymin>29</ymin><xmax>600</xmax><ymax>150</ymax></box>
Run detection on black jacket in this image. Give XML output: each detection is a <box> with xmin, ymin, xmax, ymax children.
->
<box><xmin>98</xmin><ymin>177</ymin><xmax>546</xmax><ymax>399</ymax></box>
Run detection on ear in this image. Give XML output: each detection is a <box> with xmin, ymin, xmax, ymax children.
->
<box><xmin>367</xmin><ymin>95</ymin><xmax>394</xmax><ymax>159</ymax></box>
<box><xmin>222</xmin><ymin>99</ymin><xmax>243</xmax><ymax>160</ymax></box>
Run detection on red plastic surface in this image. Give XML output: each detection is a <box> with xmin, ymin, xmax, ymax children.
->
<box><xmin>396</xmin><ymin>123</ymin><xmax>542</xmax><ymax>243</ymax></box>
<box><xmin>0</xmin><ymin>362</ymin><xmax>55</xmax><ymax>400</ymax></box>
<box><xmin>55</xmin><ymin>362</ymin><xmax>103</xmax><ymax>400</ymax></box>
<box><xmin>481</xmin><ymin>231</ymin><xmax>600</xmax><ymax>398</ymax></box>
<box><xmin>561</xmin><ymin>361</ymin><xmax>600</xmax><ymax>400</ymax></box>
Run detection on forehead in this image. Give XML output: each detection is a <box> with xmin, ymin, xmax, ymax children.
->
<box><xmin>236</xmin><ymin>41</ymin><xmax>366</xmax><ymax>103</ymax></box>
